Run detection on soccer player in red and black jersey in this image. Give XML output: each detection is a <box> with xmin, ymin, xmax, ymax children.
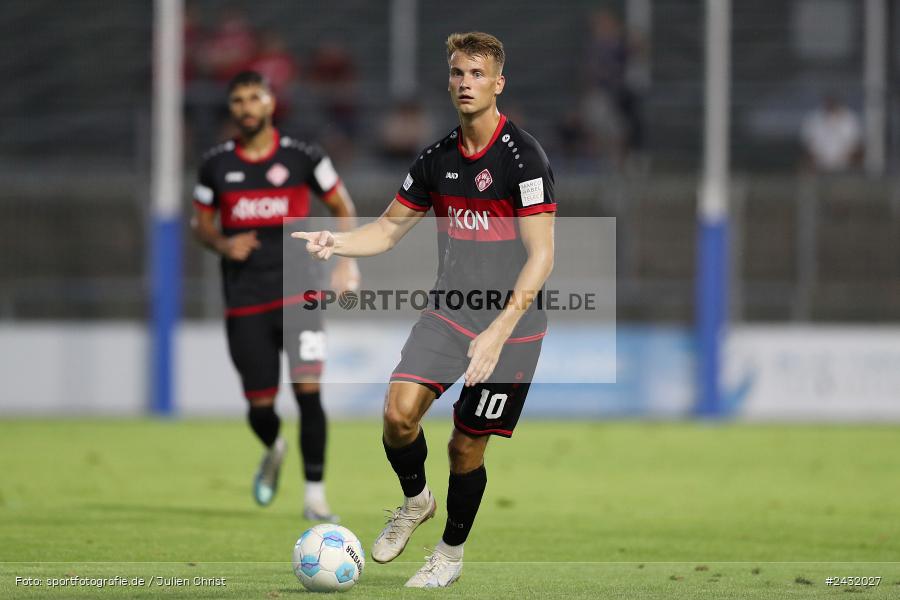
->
<box><xmin>293</xmin><ymin>33</ymin><xmax>555</xmax><ymax>587</ymax></box>
<box><xmin>191</xmin><ymin>71</ymin><xmax>359</xmax><ymax>521</ymax></box>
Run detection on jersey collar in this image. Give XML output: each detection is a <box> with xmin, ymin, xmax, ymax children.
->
<box><xmin>457</xmin><ymin>114</ymin><xmax>507</xmax><ymax>162</ymax></box>
<box><xmin>235</xmin><ymin>128</ymin><xmax>280</xmax><ymax>164</ymax></box>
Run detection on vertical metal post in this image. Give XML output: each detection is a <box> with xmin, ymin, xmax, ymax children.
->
<box><xmin>625</xmin><ymin>0</ymin><xmax>653</xmax><ymax>88</ymax></box>
<box><xmin>389</xmin><ymin>0</ymin><xmax>418</xmax><ymax>98</ymax></box>
<box><xmin>793</xmin><ymin>177</ymin><xmax>818</xmax><ymax>321</ymax></box>
<box><xmin>695</xmin><ymin>0</ymin><xmax>730</xmax><ymax>417</ymax></box>
<box><xmin>864</xmin><ymin>0</ymin><xmax>887</xmax><ymax>176</ymax></box>
<box><xmin>150</xmin><ymin>0</ymin><xmax>184</xmax><ymax>416</ymax></box>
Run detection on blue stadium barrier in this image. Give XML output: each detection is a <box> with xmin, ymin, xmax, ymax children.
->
<box><xmin>150</xmin><ymin>216</ymin><xmax>181</xmax><ymax>416</ymax></box>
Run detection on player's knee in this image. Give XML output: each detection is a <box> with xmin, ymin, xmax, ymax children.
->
<box><xmin>293</xmin><ymin>380</ymin><xmax>320</xmax><ymax>395</ymax></box>
<box><xmin>383</xmin><ymin>392</ymin><xmax>420</xmax><ymax>442</ymax></box>
<box><xmin>383</xmin><ymin>406</ymin><xmax>419</xmax><ymax>441</ymax></box>
<box><xmin>383</xmin><ymin>382</ymin><xmax>434</xmax><ymax>444</ymax></box>
<box><xmin>248</xmin><ymin>395</ymin><xmax>275</xmax><ymax>408</ymax></box>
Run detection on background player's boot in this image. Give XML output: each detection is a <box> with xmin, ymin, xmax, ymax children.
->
<box><xmin>404</xmin><ymin>544</ymin><xmax>463</xmax><ymax>588</ymax></box>
<box><xmin>303</xmin><ymin>500</ymin><xmax>340</xmax><ymax>522</ymax></box>
<box><xmin>253</xmin><ymin>437</ymin><xmax>286</xmax><ymax>506</ymax></box>
<box><xmin>303</xmin><ymin>494</ymin><xmax>340</xmax><ymax>522</ymax></box>
<box><xmin>371</xmin><ymin>488</ymin><xmax>436</xmax><ymax>563</ymax></box>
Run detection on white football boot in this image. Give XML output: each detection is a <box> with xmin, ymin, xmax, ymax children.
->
<box><xmin>253</xmin><ymin>437</ymin><xmax>286</xmax><ymax>506</ymax></box>
<box><xmin>404</xmin><ymin>544</ymin><xmax>463</xmax><ymax>588</ymax></box>
<box><xmin>371</xmin><ymin>488</ymin><xmax>437</xmax><ymax>563</ymax></box>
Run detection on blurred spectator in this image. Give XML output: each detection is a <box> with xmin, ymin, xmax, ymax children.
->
<box><xmin>378</xmin><ymin>98</ymin><xmax>433</xmax><ymax>161</ymax></box>
<box><xmin>576</xmin><ymin>9</ymin><xmax>646</xmax><ymax>169</ymax></box>
<box><xmin>200</xmin><ymin>9</ymin><xmax>257</xmax><ymax>83</ymax></box>
<box><xmin>556</xmin><ymin>109</ymin><xmax>594</xmax><ymax>167</ymax></box>
<box><xmin>801</xmin><ymin>95</ymin><xmax>862</xmax><ymax>173</ymax></box>
<box><xmin>182</xmin><ymin>2</ymin><xmax>204</xmax><ymax>83</ymax></box>
<box><xmin>182</xmin><ymin>8</ymin><xmax>259</xmax><ymax>154</ymax></box>
<box><xmin>182</xmin><ymin>2</ymin><xmax>211</xmax><ymax>154</ymax></box>
<box><xmin>247</xmin><ymin>31</ymin><xmax>301</xmax><ymax>123</ymax></box>
<box><xmin>307</xmin><ymin>41</ymin><xmax>360</xmax><ymax>162</ymax></box>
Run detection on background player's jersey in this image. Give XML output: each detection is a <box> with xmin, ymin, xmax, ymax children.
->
<box><xmin>395</xmin><ymin>114</ymin><xmax>556</xmax><ymax>339</ymax></box>
<box><xmin>193</xmin><ymin>129</ymin><xmax>340</xmax><ymax>314</ymax></box>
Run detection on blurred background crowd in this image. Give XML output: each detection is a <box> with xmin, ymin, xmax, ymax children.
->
<box><xmin>1</xmin><ymin>0</ymin><xmax>896</xmax><ymax>324</ymax></box>
<box><xmin>177</xmin><ymin>3</ymin><xmax>873</xmax><ymax>176</ymax></box>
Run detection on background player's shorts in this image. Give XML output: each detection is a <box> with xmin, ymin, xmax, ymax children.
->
<box><xmin>226</xmin><ymin>305</ymin><xmax>324</xmax><ymax>399</ymax></box>
<box><xmin>390</xmin><ymin>312</ymin><xmax>543</xmax><ymax>438</ymax></box>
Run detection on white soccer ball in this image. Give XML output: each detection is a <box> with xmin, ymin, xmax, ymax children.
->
<box><xmin>292</xmin><ymin>524</ymin><xmax>365</xmax><ymax>592</ymax></box>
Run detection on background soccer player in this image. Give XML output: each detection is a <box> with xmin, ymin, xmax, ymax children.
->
<box><xmin>191</xmin><ymin>71</ymin><xmax>359</xmax><ymax>521</ymax></box>
<box><xmin>294</xmin><ymin>32</ymin><xmax>556</xmax><ymax>587</ymax></box>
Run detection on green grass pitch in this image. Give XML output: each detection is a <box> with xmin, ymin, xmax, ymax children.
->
<box><xmin>1</xmin><ymin>419</ymin><xmax>899</xmax><ymax>598</ymax></box>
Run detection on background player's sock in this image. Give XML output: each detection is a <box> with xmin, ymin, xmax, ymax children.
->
<box><xmin>442</xmin><ymin>464</ymin><xmax>487</xmax><ymax>546</ymax></box>
<box><xmin>295</xmin><ymin>391</ymin><xmax>326</xmax><ymax>482</ymax></box>
<box><xmin>434</xmin><ymin>539</ymin><xmax>463</xmax><ymax>561</ymax></box>
<box><xmin>305</xmin><ymin>480</ymin><xmax>326</xmax><ymax>505</ymax></box>
<box><xmin>248</xmin><ymin>405</ymin><xmax>280</xmax><ymax>448</ymax></box>
<box><xmin>383</xmin><ymin>428</ymin><xmax>428</xmax><ymax>498</ymax></box>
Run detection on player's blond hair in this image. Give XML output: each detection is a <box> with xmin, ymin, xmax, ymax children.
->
<box><xmin>446</xmin><ymin>32</ymin><xmax>505</xmax><ymax>72</ymax></box>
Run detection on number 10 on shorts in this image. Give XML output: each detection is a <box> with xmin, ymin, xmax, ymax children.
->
<box><xmin>475</xmin><ymin>390</ymin><xmax>508</xmax><ymax>419</ymax></box>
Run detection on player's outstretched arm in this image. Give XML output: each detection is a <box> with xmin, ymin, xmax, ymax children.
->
<box><xmin>292</xmin><ymin>199</ymin><xmax>425</xmax><ymax>260</ymax></box>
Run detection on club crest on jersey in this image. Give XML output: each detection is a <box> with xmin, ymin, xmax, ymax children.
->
<box><xmin>266</xmin><ymin>163</ymin><xmax>290</xmax><ymax>186</ymax></box>
<box><xmin>475</xmin><ymin>169</ymin><xmax>493</xmax><ymax>192</ymax></box>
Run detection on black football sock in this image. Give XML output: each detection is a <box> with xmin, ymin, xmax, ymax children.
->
<box><xmin>442</xmin><ymin>464</ymin><xmax>487</xmax><ymax>546</ymax></box>
<box><xmin>247</xmin><ymin>405</ymin><xmax>280</xmax><ymax>448</ymax></box>
<box><xmin>295</xmin><ymin>391</ymin><xmax>327</xmax><ymax>482</ymax></box>
<box><xmin>383</xmin><ymin>428</ymin><xmax>428</xmax><ymax>498</ymax></box>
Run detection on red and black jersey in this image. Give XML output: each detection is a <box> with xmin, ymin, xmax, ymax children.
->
<box><xmin>395</xmin><ymin>114</ymin><xmax>556</xmax><ymax>340</ymax></box>
<box><xmin>193</xmin><ymin>129</ymin><xmax>341</xmax><ymax>314</ymax></box>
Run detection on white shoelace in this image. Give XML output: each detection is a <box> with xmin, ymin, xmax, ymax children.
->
<box><xmin>410</xmin><ymin>548</ymin><xmax>457</xmax><ymax>584</ymax></box>
<box><xmin>419</xmin><ymin>550</ymin><xmax>445</xmax><ymax>574</ymax></box>
<box><xmin>381</xmin><ymin>506</ymin><xmax>421</xmax><ymax>543</ymax></box>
